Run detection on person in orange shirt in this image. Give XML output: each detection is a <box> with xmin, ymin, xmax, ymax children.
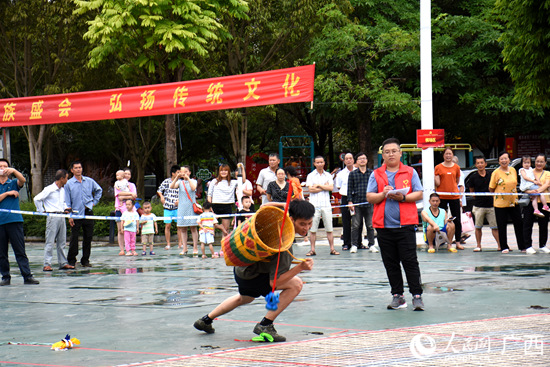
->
<box><xmin>434</xmin><ymin>147</ymin><xmax>463</xmax><ymax>249</ymax></box>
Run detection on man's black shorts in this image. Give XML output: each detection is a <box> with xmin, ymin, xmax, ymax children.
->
<box><xmin>234</xmin><ymin>269</ymin><xmax>272</xmax><ymax>298</ymax></box>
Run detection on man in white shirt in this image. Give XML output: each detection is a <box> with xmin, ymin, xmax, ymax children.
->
<box><xmin>256</xmin><ymin>153</ymin><xmax>280</xmax><ymax>205</ymax></box>
<box><xmin>306</xmin><ymin>156</ymin><xmax>339</xmax><ymax>256</ymax></box>
<box><xmin>335</xmin><ymin>153</ymin><xmax>356</xmax><ymax>251</ymax></box>
<box><xmin>33</xmin><ymin>169</ymin><xmax>74</xmax><ymax>271</ymax></box>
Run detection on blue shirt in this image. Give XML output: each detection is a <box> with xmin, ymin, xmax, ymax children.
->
<box><xmin>367</xmin><ymin>169</ymin><xmax>422</xmax><ymax>228</ymax></box>
<box><xmin>0</xmin><ymin>179</ymin><xmax>23</xmax><ymax>225</ymax></box>
<box><xmin>64</xmin><ymin>176</ymin><xmax>103</xmax><ymax>215</ymax></box>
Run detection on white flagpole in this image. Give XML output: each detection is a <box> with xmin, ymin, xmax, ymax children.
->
<box><xmin>420</xmin><ymin>0</ymin><xmax>435</xmax><ymax>210</ymax></box>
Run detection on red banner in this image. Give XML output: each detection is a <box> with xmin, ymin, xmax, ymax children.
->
<box><xmin>0</xmin><ymin>65</ymin><xmax>315</xmax><ymax>127</ymax></box>
<box><xmin>417</xmin><ymin>129</ymin><xmax>445</xmax><ymax>148</ymax></box>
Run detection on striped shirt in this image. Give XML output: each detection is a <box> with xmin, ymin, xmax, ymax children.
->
<box><xmin>157</xmin><ymin>178</ymin><xmax>179</xmax><ymax>210</ymax></box>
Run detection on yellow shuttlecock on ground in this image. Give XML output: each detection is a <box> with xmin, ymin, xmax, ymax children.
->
<box><xmin>51</xmin><ymin>334</ymin><xmax>80</xmax><ymax>351</ymax></box>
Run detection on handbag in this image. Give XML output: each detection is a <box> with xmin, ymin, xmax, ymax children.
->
<box><xmin>461</xmin><ymin>211</ymin><xmax>475</xmax><ymax>233</ymax></box>
<box><xmin>518</xmin><ymin>194</ymin><xmax>530</xmax><ymax>207</ymax></box>
<box><xmin>182</xmin><ymin>181</ymin><xmax>203</xmax><ymax>215</ymax></box>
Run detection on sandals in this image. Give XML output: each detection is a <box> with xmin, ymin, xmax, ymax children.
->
<box><xmin>473</xmin><ymin>247</ymin><xmax>482</xmax><ymax>252</ymax></box>
<box><xmin>330</xmin><ymin>249</ymin><xmax>340</xmax><ymax>255</ymax></box>
<box><xmin>306</xmin><ymin>250</ymin><xmax>316</xmax><ymax>256</ymax></box>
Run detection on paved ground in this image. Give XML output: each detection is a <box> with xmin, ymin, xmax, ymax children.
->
<box><xmin>1</xmin><ymin>225</ymin><xmax>549</xmax><ymax>366</ymax></box>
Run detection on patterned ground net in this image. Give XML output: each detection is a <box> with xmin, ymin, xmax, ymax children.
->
<box><xmin>120</xmin><ymin>313</ymin><xmax>550</xmax><ymax>366</ymax></box>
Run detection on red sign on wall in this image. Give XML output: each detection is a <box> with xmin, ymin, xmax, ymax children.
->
<box><xmin>0</xmin><ymin>65</ymin><xmax>315</xmax><ymax>127</ymax></box>
<box><xmin>417</xmin><ymin>129</ymin><xmax>445</xmax><ymax>148</ymax></box>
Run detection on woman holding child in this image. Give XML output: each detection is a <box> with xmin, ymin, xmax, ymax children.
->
<box><xmin>522</xmin><ymin>153</ymin><xmax>550</xmax><ymax>254</ymax></box>
<box><xmin>170</xmin><ymin>166</ymin><xmax>199</xmax><ymax>255</ymax></box>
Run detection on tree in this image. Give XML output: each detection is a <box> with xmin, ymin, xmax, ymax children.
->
<box><xmin>307</xmin><ymin>1</ymin><xmax>420</xmax><ymax>162</ymax></box>
<box><xmin>0</xmin><ymin>0</ymin><xmax>91</xmax><ymax>195</ymax></box>
<box><xmin>428</xmin><ymin>0</ymin><xmax>546</xmax><ymax>154</ymax></box>
<box><xmin>202</xmin><ymin>0</ymin><xmax>336</xmax><ymax>162</ymax></box>
<box><xmin>495</xmin><ymin>0</ymin><xmax>550</xmax><ymax>108</ymax></box>
<box><xmin>74</xmin><ymin>0</ymin><xmax>249</xmax><ymax>175</ymax></box>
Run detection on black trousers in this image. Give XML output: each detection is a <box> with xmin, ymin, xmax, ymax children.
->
<box><xmin>68</xmin><ymin>216</ymin><xmax>95</xmax><ymax>266</ymax></box>
<box><xmin>494</xmin><ymin>206</ymin><xmax>525</xmax><ymax>251</ymax></box>
<box><xmin>377</xmin><ymin>226</ymin><xmax>422</xmax><ymax>296</ymax></box>
<box><xmin>438</xmin><ymin>199</ymin><xmax>461</xmax><ymax>242</ymax></box>
<box><xmin>0</xmin><ymin>222</ymin><xmax>32</xmax><ymax>280</ymax></box>
<box><xmin>523</xmin><ymin>203</ymin><xmax>549</xmax><ymax>249</ymax></box>
<box><xmin>340</xmin><ymin>195</ymin><xmax>353</xmax><ymax>247</ymax></box>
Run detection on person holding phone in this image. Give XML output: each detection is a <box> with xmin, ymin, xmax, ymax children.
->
<box><xmin>421</xmin><ymin>193</ymin><xmax>457</xmax><ymax>253</ymax></box>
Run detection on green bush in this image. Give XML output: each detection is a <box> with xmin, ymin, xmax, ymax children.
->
<box><xmin>20</xmin><ymin>201</ymin><xmax>177</xmax><ymax>238</ymax></box>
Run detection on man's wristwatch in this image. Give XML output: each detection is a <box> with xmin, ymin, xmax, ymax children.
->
<box><xmin>401</xmin><ymin>194</ymin><xmax>407</xmax><ymax>203</ymax></box>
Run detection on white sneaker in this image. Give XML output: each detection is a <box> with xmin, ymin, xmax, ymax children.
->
<box><xmin>350</xmin><ymin>245</ymin><xmax>358</xmax><ymax>253</ymax></box>
<box><xmin>369</xmin><ymin>244</ymin><xmax>380</xmax><ymax>253</ymax></box>
<box><xmin>539</xmin><ymin>247</ymin><xmax>550</xmax><ymax>254</ymax></box>
<box><xmin>525</xmin><ymin>247</ymin><xmax>537</xmax><ymax>255</ymax></box>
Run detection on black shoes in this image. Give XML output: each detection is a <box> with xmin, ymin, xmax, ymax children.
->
<box><xmin>24</xmin><ymin>277</ymin><xmax>40</xmax><ymax>285</ymax></box>
<box><xmin>0</xmin><ymin>278</ymin><xmax>10</xmax><ymax>286</ymax></box>
<box><xmin>80</xmin><ymin>263</ymin><xmax>92</xmax><ymax>268</ymax></box>
<box><xmin>194</xmin><ymin>319</ymin><xmax>215</xmax><ymax>334</ymax></box>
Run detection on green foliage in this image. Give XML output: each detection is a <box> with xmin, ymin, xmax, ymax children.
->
<box><xmin>73</xmin><ymin>0</ymin><xmax>249</xmax><ymax>80</ymax></box>
<box><xmin>495</xmin><ymin>0</ymin><xmax>550</xmax><ymax>108</ymax></box>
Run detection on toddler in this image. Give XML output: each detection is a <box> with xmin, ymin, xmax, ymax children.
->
<box><xmin>114</xmin><ymin>170</ymin><xmax>130</xmax><ymax>192</ymax></box>
<box><xmin>519</xmin><ymin>155</ymin><xmax>549</xmax><ymax>217</ymax></box>
<box><xmin>120</xmin><ymin>199</ymin><xmax>140</xmax><ymax>256</ymax></box>
<box><xmin>196</xmin><ymin>202</ymin><xmax>219</xmax><ymax>259</ymax></box>
<box><xmin>233</xmin><ymin>195</ymin><xmax>255</xmax><ymax>227</ymax></box>
<box><xmin>140</xmin><ymin>201</ymin><xmax>158</xmax><ymax>255</ymax></box>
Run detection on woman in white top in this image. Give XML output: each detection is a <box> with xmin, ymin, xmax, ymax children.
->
<box><xmin>207</xmin><ymin>163</ymin><xmax>245</xmax><ymax>234</ymax></box>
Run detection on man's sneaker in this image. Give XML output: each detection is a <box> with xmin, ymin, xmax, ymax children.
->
<box><xmin>539</xmin><ymin>247</ymin><xmax>550</xmax><ymax>254</ymax></box>
<box><xmin>525</xmin><ymin>247</ymin><xmax>537</xmax><ymax>255</ymax></box>
<box><xmin>369</xmin><ymin>244</ymin><xmax>380</xmax><ymax>253</ymax></box>
<box><xmin>194</xmin><ymin>319</ymin><xmax>215</xmax><ymax>334</ymax></box>
<box><xmin>253</xmin><ymin>323</ymin><xmax>286</xmax><ymax>342</ymax></box>
<box><xmin>412</xmin><ymin>295</ymin><xmax>425</xmax><ymax>311</ymax></box>
<box><xmin>387</xmin><ymin>294</ymin><xmax>407</xmax><ymax>310</ymax></box>
<box><xmin>350</xmin><ymin>245</ymin><xmax>358</xmax><ymax>253</ymax></box>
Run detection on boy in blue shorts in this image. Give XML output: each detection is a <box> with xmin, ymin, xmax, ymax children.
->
<box><xmin>421</xmin><ymin>193</ymin><xmax>456</xmax><ymax>253</ymax></box>
<box><xmin>157</xmin><ymin>165</ymin><xmax>181</xmax><ymax>250</ymax></box>
<box><xmin>196</xmin><ymin>202</ymin><xmax>218</xmax><ymax>258</ymax></box>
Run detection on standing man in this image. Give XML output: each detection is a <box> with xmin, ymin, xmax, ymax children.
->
<box><xmin>256</xmin><ymin>153</ymin><xmax>280</xmax><ymax>205</ymax></box>
<box><xmin>467</xmin><ymin>156</ymin><xmax>500</xmax><ymax>252</ymax></box>
<box><xmin>34</xmin><ymin>169</ymin><xmax>74</xmax><ymax>271</ymax></box>
<box><xmin>64</xmin><ymin>161</ymin><xmax>102</xmax><ymax>267</ymax></box>
<box><xmin>306</xmin><ymin>156</ymin><xmax>339</xmax><ymax>256</ymax></box>
<box><xmin>157</xmin><ymin>165</ymin><xmax>181</xmax><ymax>250</ymax></box>
<box><xmin>0</xmin><ymin>159</ymin><xmax>39</xmax><ymax>285</ymax></box>
<box><xmin>348</xmin><ymin>152</ymin><xmax>377</xmax><ymax>253</ymax></box>
<box><xmin>335</xmin><ymin>153</ymin><xmax>356</xmax><ymax>251</ymax></box>
<box><xmin>367</xmin><ymin>138</ymin><xmax>424</xmax><ymax>310</ymax></box>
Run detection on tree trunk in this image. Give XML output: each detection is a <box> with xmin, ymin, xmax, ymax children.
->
<box><xmin>26</xmin><ymin>124</ymin><xmax>47</xmax><ymax>196</ymax></box>
<box><xmin>165</xmin><ymin>114</ymin><xmax>177</xmax><ymax>176</ymax></box>
<box><xmin>357</xmin><ymin>107</ymin><xmax>373</xmax><ymax>167</ymax></box>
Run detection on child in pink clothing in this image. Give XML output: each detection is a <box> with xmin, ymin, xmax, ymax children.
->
<box><xmin>120</xmin><ymin>200</ymin><xmax>140</xmax><ymax>256</ymax></box>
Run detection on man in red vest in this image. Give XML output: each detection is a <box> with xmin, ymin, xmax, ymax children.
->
<box><xmin>367</xmin><ymin>138</ymin><xmax>425</xmax><ymax>311</ymax></box>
